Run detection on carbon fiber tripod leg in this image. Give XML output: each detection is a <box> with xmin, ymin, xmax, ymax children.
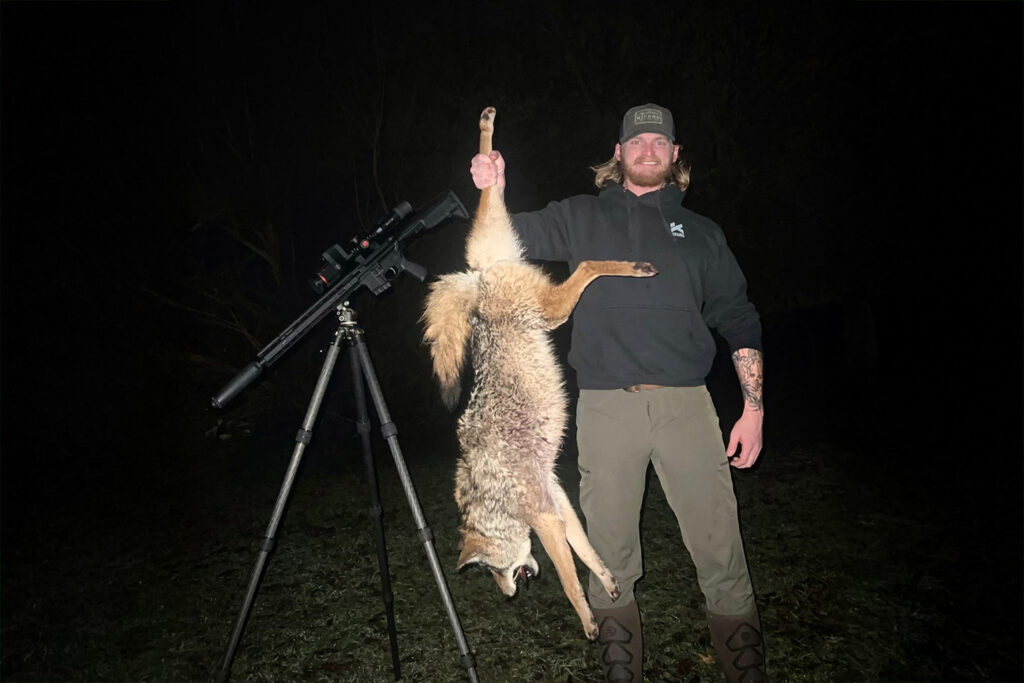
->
<box><xmin>214</xmin><ymin>310</ymin><xmax>346</xmax><ymax>683</ymax></box>
<box><xmin>342</xmin><ymin>305</ymin><xmax>479</xmax><ymax>683</ymax></box>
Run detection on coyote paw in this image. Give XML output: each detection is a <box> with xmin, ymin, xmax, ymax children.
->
<box><xmin>585</xmin><ymin>616</ymin><xmax>600</xmax><ymax>641</ymax></box>
<box><xmin>632</xmin><ymin>261</ymin><xmax>657</xmax><ymax>276</ymax></box>
<box><xmin>608</xmin><ymin>584</ymin><xmax>621</xmax><ymax>602</ymax></box>
<box><xmin>480</xmin><ymin>106</ymin><xmax>495</xmax><ymax>132</ymax></box>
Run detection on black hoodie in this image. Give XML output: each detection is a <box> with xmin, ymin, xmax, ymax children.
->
<box><xmin>511</xmin><ymin>183</ymin><xmax>761</xmax><ymax>390</ymax></box>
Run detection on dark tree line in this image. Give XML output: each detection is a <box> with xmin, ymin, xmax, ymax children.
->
<box><xmin>3</xmin><ymin>1</ymin><xmax>1020</xmax><ymax>475</ymax></box>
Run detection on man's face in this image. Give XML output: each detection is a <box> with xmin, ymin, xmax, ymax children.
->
<box><xmin>615</xmin><ymin>133</ymin><xmax>680</xmax><ymax>191</ymax></box>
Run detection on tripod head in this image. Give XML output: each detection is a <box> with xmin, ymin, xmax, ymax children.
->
<box><xmin>211</xmin><ymin>189</ymin><xmax>469</xmax><ymax>409</ymax></box>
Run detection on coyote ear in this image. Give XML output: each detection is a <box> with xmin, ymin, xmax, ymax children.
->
<box><xmin>457</xmin><ymin>550</ymin><xmax>481</xmax><ymax>571</ymax></box>
<box><xmin>456</xmin><ymin>532</ymin><xmax>490</xmax><ymax>570</ymax></box>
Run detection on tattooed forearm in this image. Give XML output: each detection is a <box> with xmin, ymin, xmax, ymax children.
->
<box><xmin>732</xmin><ymin>348</ymin><xmax>764</xmax><ymax>412</ymax></box>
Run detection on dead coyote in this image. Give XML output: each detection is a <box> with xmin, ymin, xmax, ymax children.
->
<box><xmin>422</xmin><ymin>107</ymin><xmax>657</xmax><ymax>639</ymax></box>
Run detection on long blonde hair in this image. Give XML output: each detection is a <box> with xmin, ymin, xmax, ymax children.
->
<box><xmin>591</xmin><ymin>154</ymin><xmax>691</xmax><ymax>191</ymax></box>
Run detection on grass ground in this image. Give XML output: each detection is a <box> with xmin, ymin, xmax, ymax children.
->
<box><xmin>2</xmin><ymin>412</ymin><xmax>1020</xmax><ymax>682</ymax></box>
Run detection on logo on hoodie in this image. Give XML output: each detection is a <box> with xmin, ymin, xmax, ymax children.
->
<box><xmin>669</xmin><ymin>221</ymin><xmax>685</xmax><ymax>238</ymax></box>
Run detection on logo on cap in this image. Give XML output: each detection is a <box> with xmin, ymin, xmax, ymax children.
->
<box><xmin>634</xmin><ymin>109</ymin><xmax>663</xmax><ymax>125</ymax></box>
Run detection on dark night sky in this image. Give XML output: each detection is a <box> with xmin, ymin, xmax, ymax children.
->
<box><xmin>1</xmin><ymin>2</ymin><xmax>1021</xmax><ymax>508</ymax></box>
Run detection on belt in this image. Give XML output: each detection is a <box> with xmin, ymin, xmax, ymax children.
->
<box><xmin>622</xmin><ymin>384</ymin><xmax>665</xmax><ymax>392</ymax></box>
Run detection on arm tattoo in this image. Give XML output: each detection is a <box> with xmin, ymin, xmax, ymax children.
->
<box><xmin>731</xmin><ymin>348</ymin><xmax>764</xmax><ymax>412</ymax></box>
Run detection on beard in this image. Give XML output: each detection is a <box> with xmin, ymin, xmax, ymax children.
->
<box><xmin>622</xmin><ymin>158</ymin><xmax>671</xmax><ymax>188</ymax></box>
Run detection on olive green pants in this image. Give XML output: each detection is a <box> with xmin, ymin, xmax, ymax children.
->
<box><xmin>576</xmin><ymin>386</ymin><xmax>756</xmax><ymax>615</ymax></box>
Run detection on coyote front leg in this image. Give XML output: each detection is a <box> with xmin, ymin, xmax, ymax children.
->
<box><xmin>532</xmin><ymin>513</ymin><xmax>601</xmax><ymax>640</ymax></box>
<box><xmin>540</xmin><ymin>260</ymin><xmax>657</xmax><ymax>328</ymax></box>
<box><xmin>548</xmin><ymin>482</ymin><xmax>620</xmax><ymax>602</ymax></box>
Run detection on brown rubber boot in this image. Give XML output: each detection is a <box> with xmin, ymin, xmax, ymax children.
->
<box><xmin>707</xmin><ymin>610</ymin><xmax>768</xmax><ymax>682</ymax></box>
<box><xmin>594</xmin><ymin>601</ymin><xmax>643</xmax><ymax>682</ymax></box>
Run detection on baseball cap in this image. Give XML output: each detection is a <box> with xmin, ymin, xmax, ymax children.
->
<box><xmin>619</xmin><ymin>103</ymin><xmax>675</xmax><ymax>143</ymax></box>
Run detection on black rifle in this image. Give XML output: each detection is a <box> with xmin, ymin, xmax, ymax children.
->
<box><xmin>211</xmin><ymin>189</ymin><xmax>468</xmax><ymax>408</ymax></box>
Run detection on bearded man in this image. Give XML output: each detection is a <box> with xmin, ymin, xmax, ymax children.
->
<box><xmin>470</xmin><ymin>103</ymin><xmax>767</xmax><ymax>682</ymax></box>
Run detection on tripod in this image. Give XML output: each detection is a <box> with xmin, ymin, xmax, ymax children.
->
<box><xmin>214</xmin><ymin>302</ymin><xmax>479</xmax><ymax>683</ymax></box>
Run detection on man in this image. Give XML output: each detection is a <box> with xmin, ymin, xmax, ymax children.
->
<box><xmin>470</xmin><ymin>103</ymin><xmax>767</xmax><ymax>682</ymax></box>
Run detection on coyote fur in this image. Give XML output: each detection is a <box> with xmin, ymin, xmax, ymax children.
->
<box><xmin>422</xmin><ymin>107</ymin><xmax>656</xmax><ymax>640</ymax></box>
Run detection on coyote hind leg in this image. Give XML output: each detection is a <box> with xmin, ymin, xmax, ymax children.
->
<box><xmin>479</xmin><ymin>106</ymin><xmax>495</xmax><ymax>155</ymax></box>
<box><xmin>541</xmin><ymin>260</ymin><xmax>657</xmax><ymax>329</ymax></box>
<box><xmin>465</xmin><ymin>106</ymin><xmax>523</xmax><ymax>270</ymax></box>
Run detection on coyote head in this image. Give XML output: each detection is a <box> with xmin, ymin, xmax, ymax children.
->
<box><xmin>457</xmin><ymin>528</ymin><xmax>539</xmax><ymax>596</ymax></box>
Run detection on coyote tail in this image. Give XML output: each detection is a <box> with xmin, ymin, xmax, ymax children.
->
<box><xmin>421</xmin><ymin>271</ymin><xmax>480</xmax><ymax>410</ymax></box>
